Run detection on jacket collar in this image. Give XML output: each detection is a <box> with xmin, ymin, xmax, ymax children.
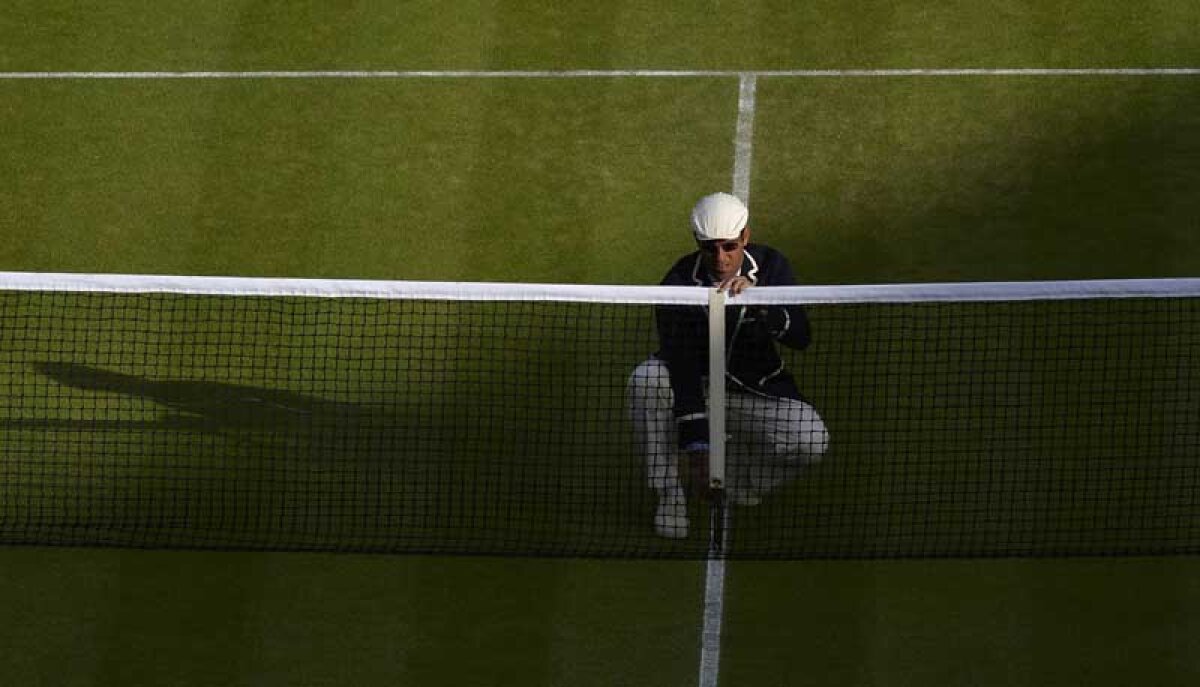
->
<box><xmin>690</xmin><ymin>246</ymin><xmax>760</xmax><ymax>286</ymax></box>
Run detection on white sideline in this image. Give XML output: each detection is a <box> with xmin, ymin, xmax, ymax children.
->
<box><xmin>2</xmin><ymin>272</ymin><xmax>1198</xmax><ymax>305</ymax></box>
<box><xmin>2</xmin><ymin>68</ymin><xmax>1200</xmax><ymax>80</ymax></box>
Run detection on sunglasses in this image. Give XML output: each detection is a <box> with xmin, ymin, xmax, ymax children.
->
<box><xmin>698</xmin><ymin>239</ymin><xmax>743</xmax><ymax>254</ymax></box>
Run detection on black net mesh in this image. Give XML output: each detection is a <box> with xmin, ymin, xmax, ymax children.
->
<box><xmin>1</xmin><ymin>287</ymin><xmax>1198</xmax><ymax>558</ymax></box>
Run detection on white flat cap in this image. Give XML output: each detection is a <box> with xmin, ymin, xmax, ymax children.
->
<box><xmin>690</xmin><ymin>192</ymin><xmax>748</xmax><ymax>241</ymax></box>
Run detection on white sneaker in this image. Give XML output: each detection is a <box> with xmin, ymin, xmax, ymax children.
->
<box><xmin>654</xmin><ymin>491</ymin><xmax>689</xmax><ymax>539</ymax></box>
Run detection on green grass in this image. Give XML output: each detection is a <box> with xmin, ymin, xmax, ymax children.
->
<box><xmin>0</xmin><ymin>549</ymin><xmax>702</xmax><ymax>687</ymax></box>
<box><xmin>725</xmin><ymin>557</ymin><xmax>1200</xmax><ymax>687</ymax></box>
<box><xmin>3</xmin><ymin>2</ymin><xmax>1200</xmax><ymax>686</ymax></box>
<box><xmin>3</xmin><ymin>1</ymin><xmax>1200</xmax><ymax>71</ymax></box>
<box><xmin>752</xmin><ymin>76</ymin><xmax>1200</xmax><ymax>283</ymax></box>
<box><xmin>0</xmin><ymin>78</ymin><xmax>732</xmax><ymax>282</ymax></box>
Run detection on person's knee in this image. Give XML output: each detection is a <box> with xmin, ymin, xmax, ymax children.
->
<box><xmin>627</xmin><ymin>358</ymin><xmax>673</xmax><ymax>405</ymax></box>
<box><xmin>802</xmin><ymin>421</ymin><xmax>830</xmax><ymax>463</ymax></box>
<box><xmin>775</xmin><ymin>417</ymin><xmax>829</xmax><ymax>465</ymax></box>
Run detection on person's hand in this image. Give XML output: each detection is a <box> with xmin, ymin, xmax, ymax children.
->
<box><xmin>745</xmin><ymin>305</ymin><xmax>787</xmax><ymax>338</ymax></box>
<box><xmin>716</xmin><ymin>275</ymin><xmax>753</xmax><ymax>297</ymax></box>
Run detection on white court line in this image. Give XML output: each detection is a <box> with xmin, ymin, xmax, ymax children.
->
<box><xmin>2</xmin><ymin>68</ymin><xmax>1200</xmax><ymax>80</ymax></box>
<box><xmin>697</xmin><ymin>73</ymin><xmax>758</xmax><ymax>687</ymax></box>
<box><xmin>699</xmin><ymin>554</ymin><xmax>728</xmax><ymax>687</ymax></box>
<box><xmin>732</xmin><ymin>74</ymin><xmax>758</xmax><ymax>204</ymax></box>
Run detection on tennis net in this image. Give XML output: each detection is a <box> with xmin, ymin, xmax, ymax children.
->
<box><xmin>1</xmin><ymin>272</ymin><xmax>1198</xmax><ymax>559</ymax></box>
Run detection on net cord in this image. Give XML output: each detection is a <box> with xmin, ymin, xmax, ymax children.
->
<box><xmin>2</xmin><ymin>271</ymin><xmax>1199</xmax><ymax>305</ymax></box>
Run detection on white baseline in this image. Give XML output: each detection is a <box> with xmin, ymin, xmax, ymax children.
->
<box><xmin>2</xmin><ymin>68</ymin><xmax>1200</xmax><ymax>80</ymax></box>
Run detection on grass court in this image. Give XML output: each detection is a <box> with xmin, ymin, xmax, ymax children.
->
<box><xmin>3</xmin><ymin>2</ymin><xmax>1200</xmax><ymax>685</ymax></box>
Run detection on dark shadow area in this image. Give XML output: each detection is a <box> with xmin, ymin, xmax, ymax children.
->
<box><xmin>21</xmin><ymin>361</ymin><xmax>366</xmax><ymax>432</ymax></box>
<box><xmin>0</xmin><ymin>360</ymin><xmax>666</xmax><ymax>558</ymax></box>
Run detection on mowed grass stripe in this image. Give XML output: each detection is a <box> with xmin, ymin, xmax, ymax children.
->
<box><xmin>2</xmin><ymin>2</ymin><xmax>1199</xmax><ymax>72</ymax></box>
<box><xmin>749</xmin><ymin>75</ymin><xmax>1200</xmax><ymax>285</ymax></box>
<box><xmin>0</xmin><ymin>78</ymin><xmax>737</xmax><ymax>284</ymax></box>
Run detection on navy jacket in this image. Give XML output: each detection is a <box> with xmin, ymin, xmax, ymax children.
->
<box><xmin>655</xmin><ymin>244</ymin><xmax>812</xmax><ymax>448</ymax></box>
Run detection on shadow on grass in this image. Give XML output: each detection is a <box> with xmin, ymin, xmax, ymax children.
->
<box><xmin>13</xmin><ymin>361</ymin><xmax>366</xmax><ymax>432</ymax></box>
<box><xmin>0</xmin><ymin>361</ymin><xmax>671</xmax><ymax>558</ymax></box>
